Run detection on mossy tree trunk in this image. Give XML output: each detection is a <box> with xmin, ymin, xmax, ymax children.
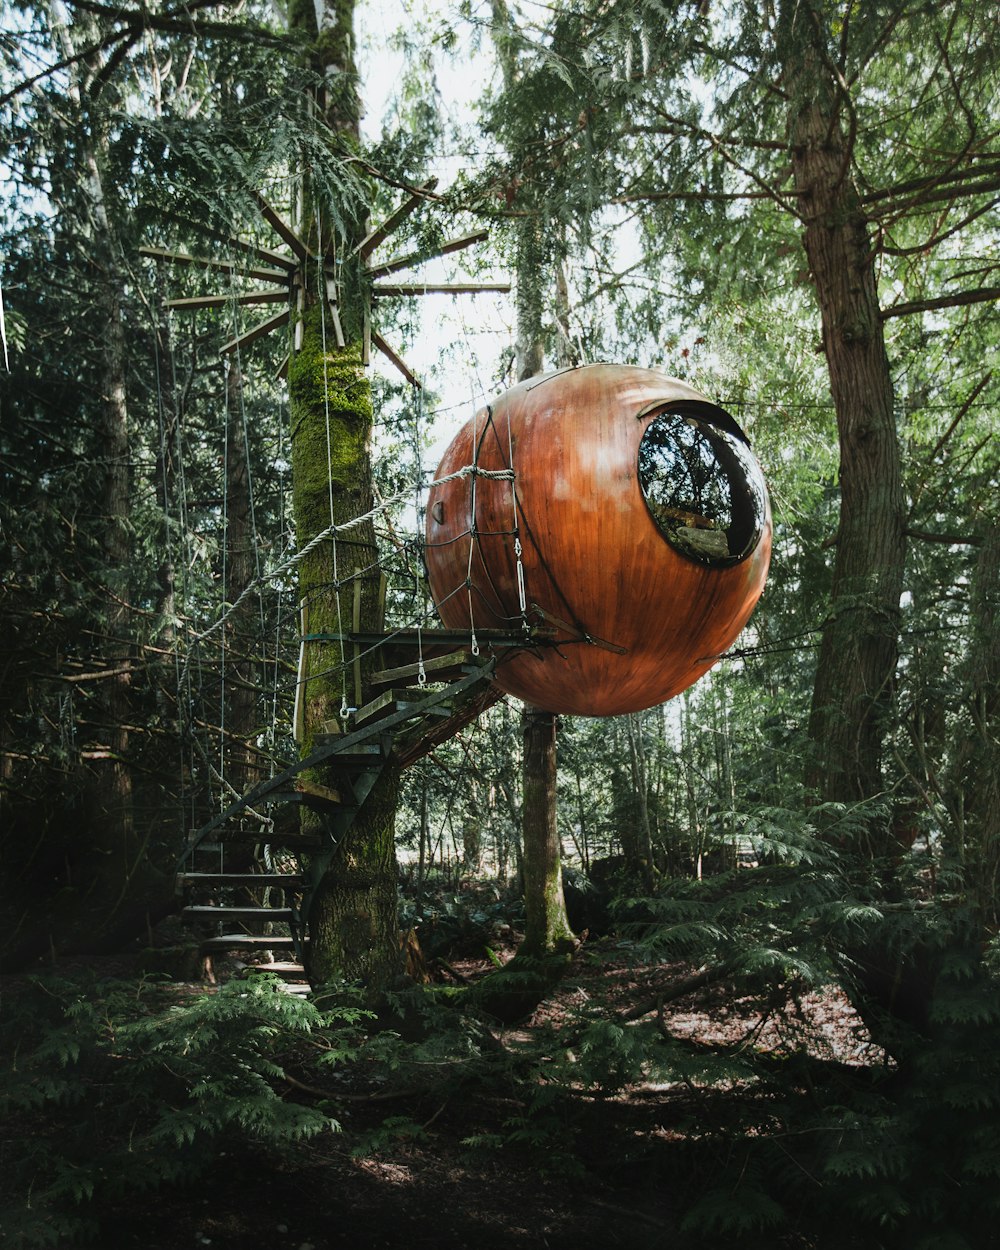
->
<box><xmin>780</xmin><ymin>10</ymin><xmax>907</xmax><ymax>815</ymax></box>
<box><xmin>964</xmin><ymin>515</ymin><xmax>1000</xmax><ymax>928</ymax></box>
<box><xmin>287</xmin><ymin>0</ymin><xmax>402</xmax><ymax>988</ymax></box>
<box><xmin>520</xmin><ymin>707</ymin><xmax>574</xmax><ymax>958</ymax></box>
<box><xmin>223</xmin><ymin>358</ymin><xmax>260</xmax><ymax>799</ymax></box>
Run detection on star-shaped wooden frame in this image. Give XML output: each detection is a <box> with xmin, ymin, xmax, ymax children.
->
<box><xmin>142</xmin><ymin>179</ymin><xmax>510</xmax><ymax>387</ymax></box>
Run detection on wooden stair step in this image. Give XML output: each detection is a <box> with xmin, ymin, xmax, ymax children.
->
<box><xmin>177</xmin><ymin>873</ymin><xmax>305</xmax><ymax>887</ymax></box>
<box><xmin>371</xmin><ymin>648</ymin><xmax>475</xmax><ymax>687</ymax></box>
<box><xmin>201</xmin><ymin>934</ymin><xmax>301</xmax><ymax>950</ymax></box>
<box><xmin>354</xmin><ymin>689</ymin><xmax>453</xmax><ymax>727</ymax></box>
<box><xmin>269</xmin><ymin>780</ymin><xmax>344</xmax><ymax>811</ymax></box>
<box><xmin>251</xmin><ymin>961</ymin><xmax>307</xmax><ymax>977</ymax></box>
<box><xmin>353</xmin><ymin>689</ymin><xmax>411</xmax><ymax>727</ymax></box>
<box><xmin>182</xmin><ymin>906</ymin><xmax>295</xmax><ymax>921</ymax></box>
<box><xmin>309</xmin><ymin>738</ymin><xmax>386</xmax><ymax>765</ymax></box>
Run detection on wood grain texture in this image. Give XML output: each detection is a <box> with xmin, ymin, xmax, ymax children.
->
<box><xmin>425</xmin><ymin>364</ymin><xmax>771</xmax><ymax>716</ymax></box>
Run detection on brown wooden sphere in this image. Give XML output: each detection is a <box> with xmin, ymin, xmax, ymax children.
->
<box><xmin>424</xmin><ymin>364</ymin><xmax>771</xmax><ymax>716</ymax></box>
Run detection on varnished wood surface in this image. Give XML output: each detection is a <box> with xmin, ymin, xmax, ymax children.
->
<box><xmin>425</xmin><ymin>364</ymin><xmax>771</xmax><ymax>716</ymax></box>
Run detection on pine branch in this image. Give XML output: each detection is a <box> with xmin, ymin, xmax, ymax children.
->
<box><xmin>880</xmin><ymin>196</ymin><xmax>1000</xmax><ymax>257</ymax></box>
<box><xmin>862</xmin><ymin>162</ymin><xmax>1000</xmax><ymax>213</ymax></box>
<box><xmin>904</xmin><ymin>528</ymin><xmax>983</xmax><ymax>547</ymax></box>
<box><xmin>637</xmin><ymin>109</ymin><xmax>788</xmax><ymax>153</ymax></box>
<box><xmin>881</xmin><ymin>286</ymin><xmax>1000</xmax><ymax>320</ymax></box>
<box><xmin>619</xmin><ymin>959</ymin><xmax>740</xmax><ymax>1022</ymax></box>
<box><xmin>65</xmin><ymin>0</ymin><xmax>291</xmax><ymax>45</ymax></box>
<box><xmin>0</xmin><ymin>0</ymin><xmax>289</xmax><ymax>106</ymax></box>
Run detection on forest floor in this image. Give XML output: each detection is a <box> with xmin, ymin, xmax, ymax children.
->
<box><xmin>2</xmin><ymin>926</ymin><xmax>885</xmax><ymax>1250</ymax></box>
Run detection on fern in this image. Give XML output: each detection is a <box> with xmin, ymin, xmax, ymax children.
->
<box><xmin>679</xmin><ymin>1185</ymin><xmax>786</xmax><ymax>1236</ymax></box>
<box><xmin>0</xmin><ymin>973</ymin><xmax>376</xmax><ymax>1246</ymax></box>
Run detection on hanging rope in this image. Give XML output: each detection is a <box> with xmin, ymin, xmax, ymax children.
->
<box><xmin>180</xmin><ymin>462</ymin><xmax>513</xmax><ymax>675</ymax></box>
<box><xmin>412</xmin><ymin>377</ymin><xmax>428</xmax><ymax>685</ymax></box>
<box><xmin>466</xmin><ymin>397</ymin><xmax>480</xmax><ymax>657</ymax></box>
<box><xmin>314</xmin><ymin>204</ymin><xmax>351</xmax><ymax>723</ymax></box>
<box><xmin>505</xmin><ymin>397</ymin><xmax>528</xmax><ymax>626</ymax></box>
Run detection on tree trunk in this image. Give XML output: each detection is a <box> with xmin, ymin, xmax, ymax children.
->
<box><xmin>48</xmin><ymin>3</ymin><xmax>165</xmax><ymax>949</ymax></box>
<box><xmin>781</xmin><ymin>12</ymin><xmax>907</xmax><ymax>813</ymax></box>
<box><xmin>519</xmin><ymin>707</ymin><xmax>574</xmax><ymax>957</ymax></box>
<box><xmin>288</xmin><ymin>0</ymin><xmax>402</xmax><ymax>988</ymax></box>
<box><xmin>625</xmin><ymin>713</ymin><xmax>655</xmax><ymax>890</ymax></box>
<box><xmin>91</xmin><ymin>261</ymin><xmax>136</xmax><ymax>889</ymax></box>
<box><xmin>964</xmin><ymin>518</ymin><xmax>1000</xmax><ymax>927</ymax></box>
<box><xmin>488</xmin><ymin>0</ymin><xmax>574</xmax><ymax>957</ymax></box>
<box><xmin>223</xmin><ymin>357</ymin><xmax>260</xmax><ymax>798</ymax></box>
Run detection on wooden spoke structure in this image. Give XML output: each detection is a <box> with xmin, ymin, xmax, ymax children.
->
<box><xmin>150</xmin><ymin>184</ymin><xmax>514</xmax><ymax>984</ymax></box>
<box><xmin>143</xmin><ymin>180</ymin><xmax>509</xmax><ymax>387</ymax></box>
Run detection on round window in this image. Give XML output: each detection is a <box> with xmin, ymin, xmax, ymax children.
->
<box><xmin>638</xmin><ymin>409</ymin><xmax>767</xmax><ymax>567</ymax></box>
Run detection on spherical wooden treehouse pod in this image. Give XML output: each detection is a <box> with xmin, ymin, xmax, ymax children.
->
<box><xmin>424</xmin><ymin>364</ymin><xmax>771</xmax><ymax>716</ymax></box>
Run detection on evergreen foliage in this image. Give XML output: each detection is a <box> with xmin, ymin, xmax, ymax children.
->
<box><xmin>1</xmin><ymin>974</ymin><xmax>355</xmax><ymax>1245</ymax></box>
<box><xmin>2</xmin><ymin>0</ymin><xmax>1000</xmax><ymax>1241</ymax></box>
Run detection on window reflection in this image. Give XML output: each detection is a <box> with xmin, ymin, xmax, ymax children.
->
<box><xmin>638</xmin><ymin>410</ymin><xmax>767</xmax><ymax>566</ymax></box>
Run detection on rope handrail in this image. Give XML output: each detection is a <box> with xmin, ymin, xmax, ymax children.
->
<box><xmin>181</xmin><ymin>462</ymin><xmax>515</xmax><ymax>660</ymax></box>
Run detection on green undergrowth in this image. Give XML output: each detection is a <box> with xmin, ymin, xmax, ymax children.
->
<box><xmin>0</xmin><ymin>974</ymin><xmax>371</xmax><ymax>1247</ymax></box>
<box><xmin>6</xmin><ymin>804</ymin><xmax>1000</xmax><ymax>1250</ymax></box>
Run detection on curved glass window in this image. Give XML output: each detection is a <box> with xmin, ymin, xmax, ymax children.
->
<box><xmin>638</xmin><ymin>410</ymin><xmax>767</xmax><ymax>567</ymax></box>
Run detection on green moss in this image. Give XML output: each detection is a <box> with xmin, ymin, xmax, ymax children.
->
<box><xmin>288</xmin><ymin>316</ymin><xmax>370</xmax><ymax>435</ymax></box>
<box><xmin>285</xmin><ymin>0</ymin><xmax>316</xmax><ymax>36</ymax></box>
<box><xmin>288</xmin><ymin>308</ymin><xmax>381</xmax><ymax>814</ymax></box>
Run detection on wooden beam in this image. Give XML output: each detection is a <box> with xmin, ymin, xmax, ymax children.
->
<box><xmin>366</xmin><ymin>228</ymin><xmax>491</xmax><ymax>279</ymax></box>
<box><xmin>250</xmin><ymin>190</ymin><xmax>311</xmax><ymax>263</ymax></box>
<box><xmin>166</xmin><ymin>289</ymin><xmax>291</xmax><ymax>311</ymax></box>
<box><xmin>354</xmin><ymin>178</ymin><xmax>439</xmax><ymax>261</ymax></box>
<box><xmin>343</xmin><ymin>626</ymin><xmax>554</xmax><ymax>648</ymax></box>
<box><xmin>325</xmin><ymin>277</ymin><xmax>346</xmax><ymax>348</ymax></box>
<box><xmin>157</xmin><ymin>211</ymin><xmax>298</xmax><ymax>271</ymax></box>
<box><xmin>371</xmin><ymin>330</ymin><xmax>421</xmax><ymax>388</ymax></box>
<box><xmin>372</xmin><ymin>282</ymin><xmax>511</xmax><ymax>297</ymax></box>
<box><xmin>220</xmin><ymin>308</ymin><xmax>291</xmax><ymax>355</ymax></box>
<box><xmin>139</xmin><ymin>246</ymin><xmax>291</xmax><ymax>284</ymax></box>
<box><xmin>372</xmin><ymin>648</ymin><xmax>474</xmax><ymax>686</ymax></box>
<box><xmin>352</xmin><ymin>577</ymin><xmax>363</xmax><ymax>708</ymax></box>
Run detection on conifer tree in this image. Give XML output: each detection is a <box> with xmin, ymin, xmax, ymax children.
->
<box><xmin>491</xmin><ymin>0</ymin><xmax>574</xmax><ymax>966</ymax></box>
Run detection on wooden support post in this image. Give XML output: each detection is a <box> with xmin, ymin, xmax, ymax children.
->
<box><xmin>325</xmin><ymin>277</ymin><xmax>346</xmax><ymax>348</ymax></box>
<box><xmin>294</xmin><ymin>601</ymin><xmax>307</xmax><ymax>744</ymax></box>
<box><xmin>220</xmin><ymin>309</ymin><xmax>292</xmax><ymax>357</ymax></box>
<box><xmin>250</xmin><ymin>190</ymin><xmax>311</xmax><ymax>262</ymax></box>
<box><xmin>371</xmin><ymin>330</ymin><xmax>421</xmax><ymax>388</ymax></box>
<box><xmin>166</xmin><ymin>289</ymin><xmax>291</xmax><ymax>311</ymax></box>
<box><xmin>294</xmin><ymin>284</ymin><xmax>305</xmax><ymax>352</ymax></box>
<box><xmin>352</xmin><ymin>577</ymin><xmax>363</xmax><ymax>708</ymax></box>
<box><xmin>354</xmin><ymin>177</ymin><xmax>439</xmax><ymax>261</ymax></box>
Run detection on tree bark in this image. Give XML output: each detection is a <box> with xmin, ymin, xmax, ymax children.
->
<box><xmin>223</xmin><ymin>357</ymin><xmax>260</xmax><ymax>798</ymax></box>
<box><xmin>519</xmin><ymin>706</ymin><xmax>574</xmax><ymax>957</ymax></box>
<box><xmin>964</xmin><ymin>515</ymin><xmax>1000</xmax><ymax>927</ymax></box>
<box><xmin>625</xmin><ymin>713</ymin><xmax>656</xmax><ymax>890</ymax></box>
<box><xmin>781</xmin><ymin>9</ymin><xmax>907</xmax><ymax>813</ymax></box>
<box><xmin>287</xmin><ymin>0</ymin><xmax>402</xmax><ymax>988</ymax></box>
